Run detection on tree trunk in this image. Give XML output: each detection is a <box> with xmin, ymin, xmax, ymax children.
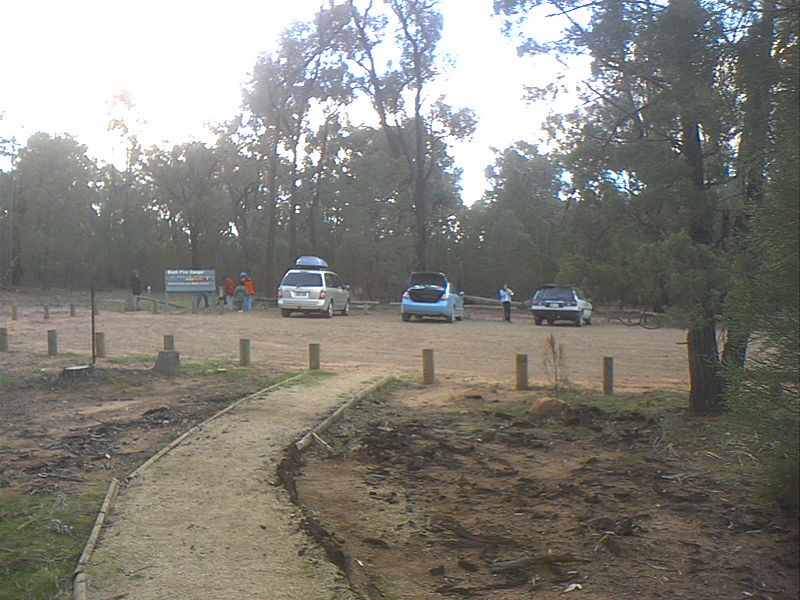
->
<box><xmin>681</xmin><ymin>118</ymin><xmax>725</xmax><ymax>413</ymax></box>
<box><xmin>687</xmin><ymin>321</ymin><xmax>724</xmax><ymax>413</ymax></box>
<box><xmin>263</xmin><ymin>139</ymin><xmax>280</xmax><ymax>292</ymax></box>
<box><xmin>412</xmin><ymin>88</ymin><xmax>428</xmax><ymax>271</ymax></box>
<box><xmin>189</xmin><ymin>228</ymin><xmax>201</xmax><ymax>269</ymax></box>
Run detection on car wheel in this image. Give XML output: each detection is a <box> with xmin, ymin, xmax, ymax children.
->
<box><xmin>324</xmin><ymin>302</ymin><xmax>334</xmax><ymax>318</ymax></box>
<box><xmin>534</xmin><ymin>317</ymin><xmax>543</xmax><ymax>325</ymax></box>
<box><xmin>281</xmin><ymin>309</ymin><xmax>292</xmax><ymax>317</ymax></box>
<box><xmin>575</xmin><ymin>315</ymin><xmax>583</xmax><ymax>327</ymax></box>
<box><xmin>341</xmin><ymin>301</ymin><xmax>350</xmax><ymax>316</ymax></box>
<box><xmin>446</xmin><ymin>309</ymin><xmax>454</xmax><ymax>323</ymax></box>
<box><xmin>585</xmin><ymin>316</ymin><xmax>593</xmax><ymax>325</ymax></box>
<box><xmin>402</xmin><ymin>313</ymin><xmax>411</xmax><ymax>322</ymax></box>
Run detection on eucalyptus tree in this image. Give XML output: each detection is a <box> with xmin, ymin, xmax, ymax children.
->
<box><xmin>0</xmin><ymin>133</ymin><xmax>99</xmax><ymax>287</ymax></box>
<box><xmin>496</xmin><ymin>0</ymin><xmax>757</xmax><ymax>413</ymax></box>
<box><xmin>243</xmin><ymin>3</ymin><xmax>352</xmax><ymax>288</ymax></box>
<box><xmin>346</xmin><ymin>0</ymin><xmax>476</xmax><ymax>270</ymax></box>
<box><xmin>144</xmin><ymin>142</ymin><xmax>225</xmax><ymax>269</ymax></box>
<box><xmin>463</xmin><ymin>142</ymin><xmax>564</xmax><ymax>296</ymax></box>
<box><xmin>214</xmin><ymin>116</ymin><xmax>265</xmax><ymax>266</ymax></box>
<box><xmin>93</xmin><ymin>94</ymin><xmax>163</xmax><ymax>286</ymax></box>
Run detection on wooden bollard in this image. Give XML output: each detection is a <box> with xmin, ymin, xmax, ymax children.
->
<box><xmin>163</xmin><ymin>335</ymin><xmax>175</xmax><ymax>351</ymax></box>
<box><xmin>309</xmin><ymin>343</ymin><xmax>320</xmax><ymax>370</ymax></box>
<box><xmin>515</xmin><ymin>354</ymin><xmax>528</xmax><ymax>390</ymax></box>
<box><xmin>47</xmin><ymin>330</ymin><xmax>57</xmax><ymax>355</ymax></box>
<box><xmin>603</xmin><ymin>357</ymin><xmax>614</xmax><ymax>395</ymax></box>
<box><xmin>152</xmin><ymin>300</ymin><xmax>159</xmax><ymax>314</ymax></box>
<box><xmin>239</xmin><ymin>339</ymin><xmax>251</xmax><ymax>366</ymax></box>
<box><xmin>44</xmin><ymin>305</ymin><xmax>50</xmax><ymax>320</ymax></box>
<box><xmin>70</xmin><ymin>304</ymin><xmax>76</xmax><ymax>316</ymax></box>
<box><xmin>95</xmin><ymin>332</ymin><xmax>106</xmax><ymax>358</ymax></box>
<box><xmin>0</xmin><ymin>328</ymin><xmax>7</xmax><ymax>352</ymax></box>
<box><xmin>11</xmin><ymin>305</ymin><xmax>18</xmax><ymax>320</ymax></box>
<box><xmin>422</xmin><ymin>348</ymin><xmax>435</xmax><ymax>384</ymax></box>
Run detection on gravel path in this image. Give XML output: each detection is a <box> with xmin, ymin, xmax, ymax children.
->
<box><xmin>86</xmin><ymin>370</ymin><xmax>384</xmax><ymax>600</ymax></box>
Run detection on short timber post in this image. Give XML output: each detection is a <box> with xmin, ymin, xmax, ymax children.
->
<box><xmin>163</xmin><ymin>335</ymin><xmax>175</xmax><ymax>351</ymax></box>
<box><xmin>11</xmin><ymin>305</ymin><xmax>17</xmax><ymax>320</ymax></box>
<box><xmin>603</xmin><ymin>357</ymin><xmax>614</xmax><ymax>395</ymax></box>
<box><xmin>44</xmin><ymin>305</ymin><xmax>50</xmax><ymax>320</ymax></box>
<box><xmin>70</xmin><ymin>304</ymin><xmax>76</xmax><ymax>317</ymax></box>
<box><xmin>309</xmin><ymin>343</ymin><xmax>320</xmax><ymax>370</ymax></box>
<box><xmin>422</xmin><ymin>348</ymin><xmax>435</xmax><ymax>385</ymax></box>
<box><xmin>94</xmin><ymin>332</ymin><xmax>106</xmax><ymax>358</ymax></box>
<box><xmin>239</xmin><ymin>339</ymin><xmax>251</xmax><ymax>366</ymax></box>
<box><xmin>515</xmin><ymin>354</ymin><xmax>528</xmax><ymax>390</ymax></box>
<box><xmin>155</xmin><ymin>351</ymin><xmax>180</xmax><ymax>375</ymax></box>
<box><xmin>0</xmin><ymin>328</ymin><xmax>8</xmax><ymax>352</ymax></box>
<box><xmin>47</xmin><ymin>330</ymin><xmax>57</xmax><ymax>356</ymax></box>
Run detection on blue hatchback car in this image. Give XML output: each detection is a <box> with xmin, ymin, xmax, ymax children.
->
<box><xmin>401</xmin><ymin>271</ymin><xmax>464</xmax><ymax>322</ymax></box>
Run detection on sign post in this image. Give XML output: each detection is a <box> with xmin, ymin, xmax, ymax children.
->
<box><xmin>163</xmin><ymin>270</ymin><xmax>216</xmax><ymax>311</ymax></box>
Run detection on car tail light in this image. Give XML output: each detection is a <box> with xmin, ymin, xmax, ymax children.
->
<box><xmin>277</xmin><ymin>289</ymin><xmax>283</xmax><ymax>298</ymax></box>
<box><xmin>441</xmin><ymin>294</ymin><xmax>450</xmax><ymax>301</ymax></box>
<box><xmin>319</xmin><ymin>290</ymin><xmax>327</xmax><ymax>300</ymax></box>
<box><xmin>402</xmin><ymin>291</ymin><xmax>410</xmax><ymax>299</ymax></box>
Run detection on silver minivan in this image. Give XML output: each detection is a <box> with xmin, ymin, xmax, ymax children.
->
<box><xmin>277</xmin><ymin>256</ymin><xmax>350</xmax><ymax>318</ymax></box>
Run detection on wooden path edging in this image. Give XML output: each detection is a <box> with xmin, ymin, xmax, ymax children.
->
<box><xmin>71</xmin><ymin>371</ymin><xmax>309</xmax><ymax>600</ymax></box>
<box><xmin>280</xmin><ymin>374</ymin><xmax>397</xmax><ymax>600</ymax></box>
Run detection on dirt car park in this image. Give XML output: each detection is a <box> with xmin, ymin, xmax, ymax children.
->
<box><xmin>1</xmin><ymin>289</ymin><xmax>797</xmax><ymax>599</ymax></box>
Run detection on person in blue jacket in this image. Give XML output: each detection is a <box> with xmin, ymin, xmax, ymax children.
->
<box><xmin>499</xmin><ymin>283</ymin><xmax>514</xmax><ymax>322</ymax></box>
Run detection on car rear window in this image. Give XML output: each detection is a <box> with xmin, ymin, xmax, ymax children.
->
<box><xmin>281</xmin><ymin>272</ymin><xmax>323</xmax><ymax>286</ymax></box>
<box><xmin>409</xmin><ymin>272</ymin><xmax>446</xmax><ymax>287</ymax></box>
<box><xmin>534</xmin><ymin>288</ymin><xmax>574</xmax><ymax>301</ymax></box>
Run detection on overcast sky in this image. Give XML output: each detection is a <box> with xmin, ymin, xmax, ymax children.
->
<box><xmin>1</xmin><ymin>0</ymin><xmax>577</xmax><ymax>205</ymax></box>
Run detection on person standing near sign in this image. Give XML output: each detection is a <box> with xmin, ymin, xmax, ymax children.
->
<box><xmin>130</xmin><ymin>270</ymin><xmax>142</xmax><ymax>310</ymax></box>
<box><xmin>222</xmin><ymin>275</ymin><xmax>235</xmax><ymax>311</ymax></box>
<box><xmin>195</xmin><ymin>289</ymin><xmax>210</xmax><ymax>308</ymax></box>
<box><xmin>240</xmin><ymin>272</ymin><xmax>255</xmax><ymax>311</ymax></box>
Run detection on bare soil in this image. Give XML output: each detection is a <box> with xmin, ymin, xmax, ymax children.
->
<box><xmin>1</xmin><ymin>289</ymin><xmax>796</xmax><ymax>599</ymax></box>
<box><xmin>298</xmin><ymin>380</ymin><xmax>799</xmax><ymax>599</ymax></box>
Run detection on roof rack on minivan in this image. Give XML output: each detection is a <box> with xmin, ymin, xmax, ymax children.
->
<box><xmin>294</xmin><ymin>255</ymin><xmax>329</xmax><ymax>269</ymax></box>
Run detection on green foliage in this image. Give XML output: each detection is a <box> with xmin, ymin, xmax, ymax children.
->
<box><xmin>722</xmin><ymin>96</ymin><xmax>800</xmax><ymax>509</ymax></box>
<box><xmin>0</xmin><ymin>490</ymin><xmax>102</xmax><ymax>600</ymax></box>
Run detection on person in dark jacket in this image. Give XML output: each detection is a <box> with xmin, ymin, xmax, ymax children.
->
<box><xmin>130</xmin><ymin>270</ymin><xmax>142</xmax><ymax>310</ymax></box>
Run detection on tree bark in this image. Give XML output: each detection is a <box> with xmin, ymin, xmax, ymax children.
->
<box><xmin>681</xmin><ymin>118</ymin><xmax>725</xmax><ymax>413</ymax></box>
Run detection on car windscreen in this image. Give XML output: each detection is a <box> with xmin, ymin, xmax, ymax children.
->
<box><xmin>281</xmin><ymin>272</ymin><xmax>323</xmax><ymax>287</ymax></box>
<box><xmin>534</xmin><ymin>288</ymin><xmax>574</xmax><ymax>301</ymax></box>
<box><xmin>408</xmin><ymin>272</ymin><xmax>446</xmax><ymax>287</ymax></box>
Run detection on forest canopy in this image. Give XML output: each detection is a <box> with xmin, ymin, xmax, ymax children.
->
<box><xmin>1</xmin><ymin>0</ymin><xmax>797</xmax><ymax>443</ymax></box>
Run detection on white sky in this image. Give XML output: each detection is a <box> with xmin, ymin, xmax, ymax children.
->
<box><xmin>1</xmin><ymin>0</ymin><xmax>578</xmax><ymax>205</ymax></box>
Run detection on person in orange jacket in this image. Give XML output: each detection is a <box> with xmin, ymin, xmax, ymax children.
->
<box><xmin>240</xmin><ymin>272</ymin><xmax>255</xmax><ymax>311</ymax></box>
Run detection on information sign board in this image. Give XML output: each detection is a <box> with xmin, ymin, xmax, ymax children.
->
<box><xmin>164</xmin><ymin>270</ymin><xmax>216</xmax><ymax>292</ymax></box>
